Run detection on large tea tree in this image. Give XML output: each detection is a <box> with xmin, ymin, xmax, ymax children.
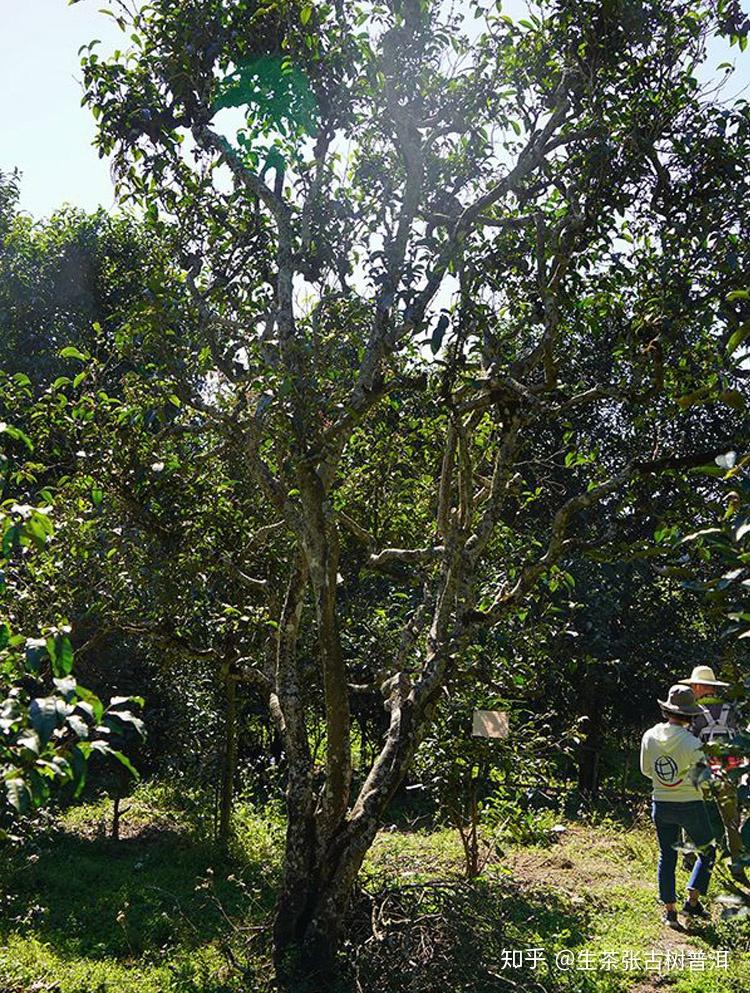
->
<box><xmin>76</xmin><ymin>0</ymin><xmax>750</xmax><ymax>981</ymax></box>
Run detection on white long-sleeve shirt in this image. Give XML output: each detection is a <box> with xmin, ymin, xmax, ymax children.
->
<box><xmin>640</xmin><ymin>722</ymin><xmax>705</xmax><ymax>802</ymax></box>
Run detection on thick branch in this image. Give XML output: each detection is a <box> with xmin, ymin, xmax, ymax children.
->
<box><xmin>471</xmin><ymin>441</ymin><xmax>747</xmax><ymax>624</ymax></box>
<box><xmin>368</xmin><ymin>545</ymin><xmax>445</xmax><ymax>568</ymax></box>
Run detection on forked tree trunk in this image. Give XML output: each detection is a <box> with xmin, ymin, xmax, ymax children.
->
<box><xmin>269</xmin><ymin>412</ymin><xmax>466</xmax><ymax>985</ymax></box>
<box><xmin>271</xmin><ymin>672</ymin><xmax>440</xmax><ymax>988</ymax></box>
<box><xmin>273</xmin><ymin>817</ymin><xmax>379</xmax><ymax>988</ymax></box>
<box><xmin>273</xmin><ymin>772</ymin><xmax>422</xmax><ymax>989</ymax></box>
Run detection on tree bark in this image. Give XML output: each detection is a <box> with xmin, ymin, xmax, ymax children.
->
<box><xmin>273</xmin><ymin>821</ymin><xmax>377</xmax><ymax>987</ymax></box>
<box><xmin>111</xmin><ymin>794</ymin><xmax>121</xmax><ymax>842</ymax></box>
<box><xmin>273</xmin><ymin>645</ymin><xmax>447</xmax><ymax>985</ymax></box>
<box><xmin>218</xmin><ymin>674</ymin><xmax>237</xmax><ymax>845</ymax></box>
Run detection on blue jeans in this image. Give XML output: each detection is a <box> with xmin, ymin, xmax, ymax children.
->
<box><xmin>652</xmin><ymin>800</ymin><xmax>715</xmax><ymax>904</ymax></box>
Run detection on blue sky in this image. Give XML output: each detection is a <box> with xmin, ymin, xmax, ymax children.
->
<box><xmin>1</xmin><ymin>0</ymin><xmax>124</xmax><ymax>217</ymax></box>
<box><xmin>1</xmin><ymin>0</ymin><xmax>748</xmax><ymax>219</ymax></box>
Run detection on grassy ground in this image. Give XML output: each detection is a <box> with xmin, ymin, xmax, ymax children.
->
<box><xmin>1</xmin><ymin>786</ymin><xmax>749</xmax><ymax>992</ymax></box>
<box><xmin>491</xmin><ymin>817</ymin><xmax>750</xmax><ymax>993</ymax></box>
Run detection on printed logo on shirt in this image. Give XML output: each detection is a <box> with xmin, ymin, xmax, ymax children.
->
<box><xmin>654</xmin><ymin>754</ymin><xmax>683</xmax><ymax>786</ymax></box>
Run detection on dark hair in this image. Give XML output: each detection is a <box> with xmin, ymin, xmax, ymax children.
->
<box><xmin>661</xmin><ymin>709</ymin><xmax>691</xmax><ymax>725</ymax></box>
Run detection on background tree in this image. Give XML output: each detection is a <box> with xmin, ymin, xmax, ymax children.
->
<box><xmin>0</xmin><ymin>173</ymin><xmax>156</xmax><ymax>388</ymax></box>
<box><xmin>0</xmin><ymin>414</ymin><xmax>143</xmax><ymax>828</ymax></box>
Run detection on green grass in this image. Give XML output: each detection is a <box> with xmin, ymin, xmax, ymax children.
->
<box><xmin>0</xmin><ymin>783</ymin><xmax>279</xmax><ymax>993</ymax></box>
<box><xmin>362</xmin><ymin>824</ymin><xmax>463</xmax><ymax>886</ymax></box>
<box><xmin>486</xmin><ymin>820</ymin><xmax>750</xmax><ymax>993</ymax></box>
<box><xmin>0</xmin><ymin>933</ymin><xmax>234</xmax><ymax>993</ymax></box>
<box><xmin>2</xmin><ymin>786</ymin><xmax>750</xmax><ymax>992</ymax></box>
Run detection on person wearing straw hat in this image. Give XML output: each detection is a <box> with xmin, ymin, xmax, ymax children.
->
<box><xmin>640</xmin><ymin>685</ymin><xmax>715</xmax><ymax>928</ymax></box>
<box><xmin>677</xmin><ymin>666</ymin><xmax>738</xmax><ymax>745</ymax></box>
<box><xmin>678</xmin><ymin>665</ymin><xmax>744</xmax><ymax>876</ymax></box>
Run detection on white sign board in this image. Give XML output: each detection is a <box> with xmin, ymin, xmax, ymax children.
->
<box><xmin>472</xmin><ymin>710</ymin><xmax>509</xmax><ymax>739</ymax></box>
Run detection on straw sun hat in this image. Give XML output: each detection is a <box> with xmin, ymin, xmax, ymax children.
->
<box><xmin>677</xmin><ymin>665</ymin><xmax>729</xmax><ymax>688</ymax></box>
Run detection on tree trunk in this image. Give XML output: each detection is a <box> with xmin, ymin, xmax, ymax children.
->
<box><xmin>273</xmin><ymin>813</ymin><xmax>380</xmax><ymax>989</ymax></box>
<box><xmin>577</xmin><ymin>742</ymin><xmax>600</xmax><ymax>800</ymax></box>
<box><xmin>577</xmin><ymin>671</ymin><xmax>603</xmax><ymax>800</ymax></box>
<box><xmin>111</xmin><ymin>793</ymin><xmax>121</xmax><ymax>842</ymax></box>
<box><xmin>272</xmin><ymin>666</ymin><xmax>441</xmax><ymax>987</ymax></box>
<box><xmin>270</xmin><ymin>455</ymin><xmax>464</xmax><ymax>987</ymax></box>
<box><xmin>218</xmin><ymin>674</ymin><xmax>237</xmax><ymax>845</ymax></box>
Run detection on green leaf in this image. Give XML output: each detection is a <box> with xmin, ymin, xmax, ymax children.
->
<box><xmin>29</xmin><ymin>697</ymin><xmax>66</xmax><ymax>745</ymax></box>
<box><xmin>67</xmin><ymin>714</ymin><xmax>91</xmax><ymax>739</ymax></box>
<box><xmin>70</xmin><ymin>745</ymin><xmax>88</xmax><ymax>796</ymax></box>
<box><xmin>300</xmin><ymin>4</ymin><xmax>312</xmax><ymax>24</ymax></box>
<box><xmin>25</xmin><ymin>514</ymin><xmax>52</xmax><ymax>549</ymax></box>
<box><xmin>25</xmin><ymin>638</ymin><xmax>47</xmax><ymax>673</ymax></box>
<box><xmin>726</xmin><ymin>320</ymin><xmax>750</xmax><ymax>356</ymax></box>
<box><xmin>46</xmin><ymin>636</ymin><xmax>58</xmax><ymax>666</ymax></box>
<box><xmin>110</xmin><ymin>750</ymin><xmax>140</xmax><ymax>780</ymax></box>
<box><xmin>15</xmin><ymin>730</ymin><xmax>40</xmax><ymax>756</ymax></box>
<box><xmin>75</xmin><ymin>685</ymin><xmax>104</xmax><ymax>723</ymax></box>
<box><xmin>431</xmin><ymin>314</ymin><xmax>449</xmax><ymax>354</ymax></box>
<box><xmin>0</xmin><ymin>423</ymin><xmax>33</xmax><ymax>451</ymax></box>
<box><xmin>26</xmin><ymin>770</ymin><xmax>50</xmax><ymax>807</ymax></box>
<box><xmin>53</xmin><ymin>675</ymin><xmax>77</xmax><ymax>699</ymax></box>
<box><xmin>59</xmin><ymin>346</ymin><xmax>89</xmax><ymax>362</ymax></box>
<box><xmin>5</xmin><ymin>778</ymin><xmax>31</xmax><ymax>814</ymax></box>
<box><xmin>104</xmin><ymin>710</ymin><xmax>146</xmax><ymax>739</ymax></box>
<box><xmin>51</xmin><ymin>636</ymin><xmax>74</xmax><ymax>678</ymax></box>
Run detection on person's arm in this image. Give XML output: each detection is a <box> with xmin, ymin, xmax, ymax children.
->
<box><xmin>640</xmin><ymin>731</ymin><xmax>652</xmax><ymax>779</ymax></box>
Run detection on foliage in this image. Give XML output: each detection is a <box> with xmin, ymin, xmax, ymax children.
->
<box><xmin>6</xmin><ymin>0</ymin><xmax>750</xmax><ymax>978</ymax></box>
<box><xmin>0</xmin><ymin>174</ymin><xmax>156</xmax><ymax>388</ymax></box>
<box><xmin>657</xmin><ymin>453</ymin><xmax>750</xmax><ymax>897</ymax></box>
<box><xmin>674</xmin><ymin>451</ymin><xmax>750</xmax><ymax>645</ymax></box>
<box><xmin>0</xmin><ymin>628</ymin><xmax>141</xmax><ymax>819</ymax></box>
<box><xmin>413</xmin><ymin>668</ymin><xmax>575</xmax><ymax>875</ymax></box>
<box><xmin>0</xmin><ymin>418</ymin><xmax>143</xmax><ymax>826</ymax></box>
<box><xmin>0</xmin><ymin>785</ymin><xmax>280</xmax><ymax>993</ymax></box>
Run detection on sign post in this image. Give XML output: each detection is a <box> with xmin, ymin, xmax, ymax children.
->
<box><xmin>472</xmin><ymin>710</ymin><xmax>509</xmax><ymax>739</ymax></box>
